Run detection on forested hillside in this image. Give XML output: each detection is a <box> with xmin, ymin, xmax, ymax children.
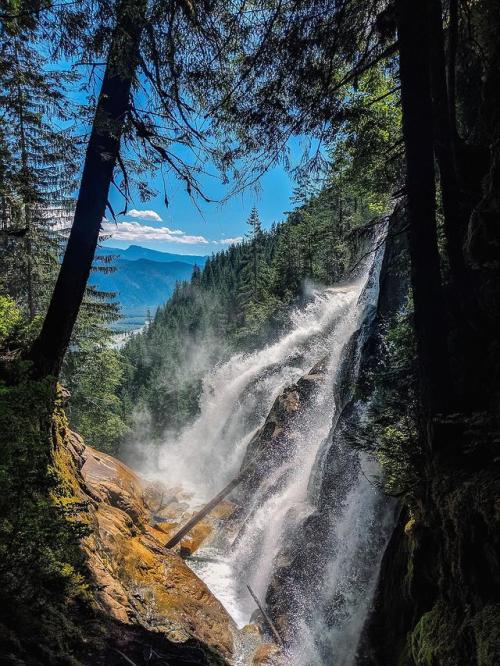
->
<box><xmin>120</xmin><ymin>185</ymin><xmax>385</xmax><ymax>436</ymax></box>
<box><xmin>119</xmin><ymin>64</ymin><xmax>402</xmax><ymax>437</ymax></box>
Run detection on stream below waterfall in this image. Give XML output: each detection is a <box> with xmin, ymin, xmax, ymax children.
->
<box><xmin>156</xmin><ymin>225</ymin><xmax>395</xmax><ymax>666</ymax></box>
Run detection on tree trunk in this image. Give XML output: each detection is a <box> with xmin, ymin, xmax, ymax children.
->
<box><xmin>396</xmin><ymin>0</ymin><xmax>451</xmax><ymax>425</ymax></box>
<box><xmin>165</xmin><ymin>472</ymin><xmax>245</xmax><ymax>549</ymax></box>
<box><xmin>427</xmin><ymin>0</ymin><xmax>467</xmax><ymax>287</ymax></box>
<box><xmin>28</xmin><ymin>0</ymin><xmax>147</xmax><ymax>378</ymax></box>
<box><xmin>447</xmin><ymin>0</ymin><xmax>459</xmax><ymax>145</ymax></box>
<box><xmin>247</xmin><ymin>585</ymin><xmax>283</xmax><ymax>646</ymax></box>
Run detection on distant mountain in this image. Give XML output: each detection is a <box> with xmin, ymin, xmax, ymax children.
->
<box><xmin>97</xmin><ymin>244</ymin><xmax>208</xmax><ymax>266</ymax></box>
<box><xmin>90</xmin><ymin>256</ymin><xmax>196</xmax><ymax>330</ymax></box>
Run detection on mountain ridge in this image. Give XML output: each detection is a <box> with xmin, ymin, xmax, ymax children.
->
<box><xmin>97</xmin><ymin>244</ymin><xmax>208</xmax><ymax>266</ymax></box>
<box><xmin>90</xmin><ymin>254</ymin><xmax>197</xmax><ymax>329</ymax></box>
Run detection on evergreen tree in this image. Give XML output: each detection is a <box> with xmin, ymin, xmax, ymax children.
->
<box><xmin>65</xmin><ymin>346</ymin><xmax>129</xmax><ymax>455</ymax></box>
<box><xmin>191</xmin><ymin>263</ymin><xmax>202</xmax><ymax>286</ymax></box>
<box><xmin>0</xmin><ymin>36</ymin><xmax>77</xmax><ymax>319</ymax></box>
<box><xmin>239</xmin><ymin>207</ymin><xmax>264</xmax><ymax>308</ymax></box>
<box><xmin>0</xmin><ymin>9</ymin><xmax>123</xmax><ymax>454</ymax></box>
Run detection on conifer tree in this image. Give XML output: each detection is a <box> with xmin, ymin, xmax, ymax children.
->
<box><xmin>0</xmin><ymin>36</ymin><xmax>76</xmax><ymax>319</ymax></box>
<box><xmin>239</xmin><ymin>206</ymin><xmax>264</xmax><ymax>307</ymax></box>
<box><xmin>0</xmin><ymin>27</ymin><xmax>119</xmax><ymax>356</ymax></box>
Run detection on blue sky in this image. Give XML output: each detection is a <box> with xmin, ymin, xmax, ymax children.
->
<box><xmin>47</xmin><ymin>48</ymin><xmax>314</xmax><ymax>257</ymax></box>
<box><xmin>103</xmin><ymin>139</ymin><xmax>307</xmax><ymax>257</ymax></box>
<box><xmin>53</xmin><ymin>50</ymin><xmax>315</xmax><ymax>257</ymax></box>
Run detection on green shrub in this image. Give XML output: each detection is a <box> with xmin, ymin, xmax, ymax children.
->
<box><xmin>0</xmin><ymin>296</ymin><xmax>22</xmax><ymax>347</ymax></box>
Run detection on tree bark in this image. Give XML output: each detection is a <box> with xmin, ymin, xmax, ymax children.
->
<box><xmin>247</xmin><ymin>585</ymin><xmax>283</xmax><ymax>646</ymax></box>
<box><xmin>28</xmin><ymin>0</ymin><xmax>147</xmax><ymax>378</ymax></box>
<box><xmin>427</xmin><ymin>0</ymin><xmax>468</xmax><ymax>287</ymax></box>
<box><xmin>396</xmin><ymin>0</ymin><xmax>451</xmax><ymax>425</ymax></box>
<box><xmin>447</xmin><ymin>0</ymin><xmax>459</xmax><ymax>145</ymax></box>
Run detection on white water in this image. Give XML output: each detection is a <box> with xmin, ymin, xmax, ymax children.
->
<box><xmin>158</xmin><ymin>281</ymin><xmax>363</xmax><ymax>501</ymax></box>
<box><xmin>157</xmin><ymin>227</ymin><xmax>393</xmax><ymax>665</ymax></box>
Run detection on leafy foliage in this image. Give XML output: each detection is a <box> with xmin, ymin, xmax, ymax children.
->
<box><xmin>64</xmin><ymin>347</ymin><xmax>129</xmax><ymax>454</ymax></box>
<box><xmin>0</xmin><ymin>373</ymin><xmax>89</xmax><ymax>663</ymax></box>
<box><xmin>353</xmin><ymin>302</ymin><xmax>422</xmax><ymax>499</ymax></box>
<box><xmin>0</xmin><ymin>295</ymin><xmax>22</xmax><ymax>346</ymax></box>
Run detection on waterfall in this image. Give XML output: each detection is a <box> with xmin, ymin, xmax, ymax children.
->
<box><xmin>158</xmin><ymin>224</ymin><xmax>395</xmax><ymax>665</ymax></box>
<box><xmin>157</xmin><ymin>281</ymin><xmax>364</xmax><ymax>501</ymax></box>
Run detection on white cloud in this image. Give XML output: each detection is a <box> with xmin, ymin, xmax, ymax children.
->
<box><xmin>126</xmin><ymin>209</ymin><xmax>163</xmax><ymax>222</ymax></box>
<box><xmin>214</xmin><ymin>236</ymin><xmax>243</xmax><ymax>245</ymax></box>
<box><xmin>101</xmin><ymin>219</ymin><xmax>245</xmax><ymax>247</ymax></box>
<box><xmin>101</xmin><ymin>220</ymin><xmax>210</xmax><ymax>244</ymax></box>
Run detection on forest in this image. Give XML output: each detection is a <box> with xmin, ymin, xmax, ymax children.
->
<box><xmin>0</xmin><ymin>1</ymin><xmax>499</xmax><ymax>665</ymax></box>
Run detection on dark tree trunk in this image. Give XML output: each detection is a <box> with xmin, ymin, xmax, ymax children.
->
<box><xmin>28</xmin><ymin>0</ymin><xmax>147</xmax><ymax>378</ymax></box>
<box><xmin>396</xmin><ymin>0</ymin><xmax>451</xmax><ymax>425</ymax></box>
<box><xmin>428</xmin><ymin>0</ymin><xmax>482</xmax><ymax>410</ymax></box>
<box><xmin>427</xmin><ymin>0</ymin><xmax>468</xmax><ymax>287</ymax></box>
<box><xmin>447</xmin><ymin>0</ymin><xmax>459</xmax><ymax>144</ymax></box>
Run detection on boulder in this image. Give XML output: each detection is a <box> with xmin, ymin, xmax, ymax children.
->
<box><xmin>251</xmin><ymin>643</ymin><xmax>284</xmax><ymax>665</ymax></box>
<box><xmin>67</xmin><ymin>441</ymin><xmax>236</xmax><ymax>661</ymax></box>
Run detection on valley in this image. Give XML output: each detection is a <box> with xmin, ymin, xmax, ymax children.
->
<box><xmin>94</xmin><ymin>246</ymin><xmax>207</xmax><ymax>331</ymax></box>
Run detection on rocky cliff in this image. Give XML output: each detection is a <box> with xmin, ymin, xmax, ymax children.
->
<box><xmin>359</xmin><ymin>205</ymin><xmax>500</xmax><ymax>665</ymax></box>
<box><xmin>51</xmin><ymin>399</ymin><xmax>235</xmax><ymax>665</ymax></box>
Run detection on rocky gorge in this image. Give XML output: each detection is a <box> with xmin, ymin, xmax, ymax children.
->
<box><xmin>39</xmin><ymin>213</ymin><xmax>407</xmax><ymax>665</ymax></box>
<box><xmin>12</xmin><ymin>202</ymin><xmax>497</xmax><ymax>666</ymax></box>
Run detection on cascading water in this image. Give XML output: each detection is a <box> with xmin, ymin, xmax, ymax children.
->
<box><xmin>157</xmin><ymin>281</ymin><xmax>363</xmax><ymax>501</ymax></box>
<box><xmin>157</xmin><ymin>224</ymin><xmax>395</xmax><ymax>665</ymax></box>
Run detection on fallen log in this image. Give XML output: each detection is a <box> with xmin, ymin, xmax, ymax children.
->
<box><xmin>164</xmin><ymin>472</ymin><xmax>245</xmax><ymax>549</ymax></box>
<box><xmin>246</xmin><ymin>584</ymin><xmax>283</xmax><ymax>646</ymax></box>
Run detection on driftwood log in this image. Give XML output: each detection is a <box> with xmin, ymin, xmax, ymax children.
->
<box><xmin>247</xmin><ymin>584</ymin><xmax>283</xmax><ymax>646</ymax></box>
<box><xmin>164</xmin><ymin>472</ymin><xmax>245</xmax><ymax>549</ymax></box>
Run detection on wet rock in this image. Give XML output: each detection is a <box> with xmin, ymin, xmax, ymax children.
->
<box><xmin>68</xmin><ymin>443</ymin><xmax>236</xmax><ymax>661</ymax></box>
<box><xmin>251</xmin><ymin>643</ymin><xmax>284</xmax><ymax>665</ymax></box>
<box><xmin>239</xmin><ymin>358</ymin><xmax>328</xmax><ymax>494</ymax></box>
<box><xmin>241</xmin><ymin>623</ymin><xmax>261</xmax><ymax>637</ymax></box>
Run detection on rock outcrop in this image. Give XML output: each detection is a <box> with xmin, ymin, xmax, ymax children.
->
<box><xmin>56</xmin><ymin>419</ymin><xmax>236</xmax><ymax>664</ymax></box>
<box><xmin>238</xmin><ymin>357</ymin><xmax>327</xmax><ymax>498</ymax></box>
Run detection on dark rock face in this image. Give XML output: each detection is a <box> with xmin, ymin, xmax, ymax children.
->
<box><xmin>239</xmin><ymin>357</ymin><xmax>328</xmax><ymax>488</ymax></box>
<box><xmin>78</xmin><ymin>621</ymin><xmax>229</xmax><ymax>666</ymax></box>
<box><xmin>359</xmin><ymin>209</ymin><xmax>500</xmax><ymax>664</ymax></box>
<box><xmin>361</xmin><ymin>462</ymin><xmax>500</xmax><ymax>666</ymax></box>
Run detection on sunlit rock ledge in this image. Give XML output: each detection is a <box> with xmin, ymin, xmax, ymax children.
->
<box><xmin>52</xmin><ymin>406</ymin><xmax>285</xmax><ymax>666</ymax></box>
<box><xmin>54</xmin><ymin>414</ymin><xmax>231</xmax><ymax>662</ymax></box>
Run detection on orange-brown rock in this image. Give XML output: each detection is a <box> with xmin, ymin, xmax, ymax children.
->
<box><xmin>241</xmin><ymin>623</ymin><xmax>261</xmax><ymax>636</ymax></box>
<box><xmin>251</xmin><ymin>643</ymin><xmax>284</xmax><ymax>665</ymax></box>
<box><xmin>178</xmin><ymin>520</ymin><xmax>213</xmax><ymax>556</ymax></box>
<box><xmin>61</xmin><ymin>434</ymin><xmax>235</xmax><ymax>661</ymax></box>
<box><xmin>153</xmin><ymin>495</ymin><xmax>236</xmax><ymax>557</ymax></box>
